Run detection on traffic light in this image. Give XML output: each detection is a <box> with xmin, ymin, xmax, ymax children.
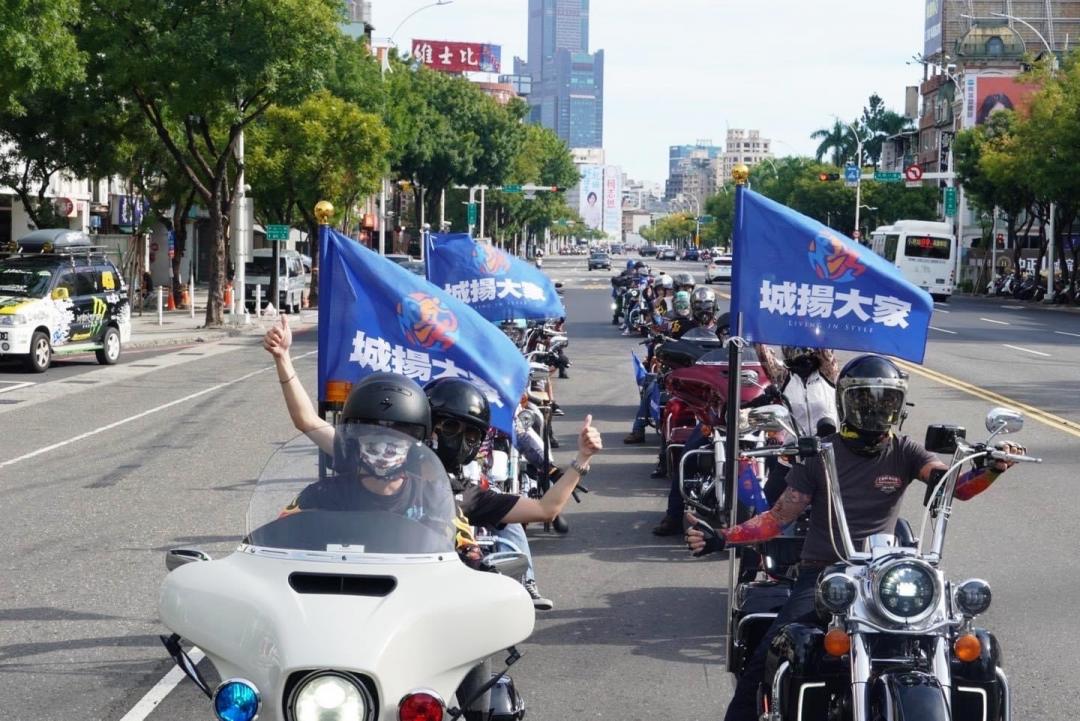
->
<box><xmin>818</xmin><ymin>172</ymin><xmax>840</xmax><ymax>182</ymax></box>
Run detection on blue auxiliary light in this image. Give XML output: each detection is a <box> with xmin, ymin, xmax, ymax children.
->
<box><xmin>213</xmin><ymin>679</ymin><xmax>260</xmax><ymax>721</ymax></box>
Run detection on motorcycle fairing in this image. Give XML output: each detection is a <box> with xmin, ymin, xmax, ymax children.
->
<box><xmin>871</xmin><ymin>671</ymin><xmax>951</xmax><ymax>721</ymax></box>
<box><xmin>160</xmin><ymin>552</ymin><xmax>534</xmax><ymax>721</ymax></box>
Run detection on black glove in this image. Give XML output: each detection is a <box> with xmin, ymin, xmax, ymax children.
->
<box><xmin>763</xmin><ymin>385</ymin><xmax>784</xmax><ymax>405</ymax></box>
<box><xmin>689</xmin><ymin>520</ymin><xmax>727</xmax><ymax>558</ymax></box>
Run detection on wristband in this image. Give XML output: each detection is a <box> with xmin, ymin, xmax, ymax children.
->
<box><xmin>279</xmin><ymin>374</ymin><xmax>296</xmax><ymax>384</ymax></box>
<box><xmin>570</xmin><ymin>458</ymin><xmax>590</xmax><ymax>477</ymax></box>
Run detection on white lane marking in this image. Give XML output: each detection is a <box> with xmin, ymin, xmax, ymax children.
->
<box><xmin>0</xmin><ymin>381</ymin><xmax>34</xmax><ymax>394</ymax></box>
<box><xmin>933</xmin><ymin>307</ymin><xmax>951</xmax><ymax>314</ymax></box>
<box><xmin>0</xmin><ymin>351</ymin><xmax>317</xmax><ymax>470</ymax></box>
<box><xmin>1003</xmin><ymin>343</ymin><xmax>1051</xmax><ymax>358</ymax></box>
<box><xmin>980</xmin><ymin>317</ymin><xmax>1010</xmax><ymax>326</ymax></box>
<box><xmin>930</xmin><ymin>326</ymin><xmax>957</xmax><ymax>335</ymax></box>
<box><xmin>118</xmin><ymin>647</ymin><xmax>205</xmax><ymax>721</ymax></box>
<box><xmin>1001</xmin><ymin>304</ymin><xmax>1025</xmax><ymax>310</ymax></box>
<box><xmin>1054</xmin><ymin>330</ymin><xmax>1080</xmax><ymax>339</ymax></box>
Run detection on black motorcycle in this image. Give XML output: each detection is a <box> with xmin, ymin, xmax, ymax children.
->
<box><xmin>728</xmin><ymin>404</ymin><xmax>1038</xmax><ymax>720</ymax></box>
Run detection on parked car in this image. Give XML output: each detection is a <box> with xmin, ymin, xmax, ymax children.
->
<box><xmin>0</xmin><ymin>229</ymin><xmax>130</xmax><ymax>372</ymax></box>
<box><xmin>681</xmin><ymin>248</ymin><xmax>700</xmax><ymax>261</ymax></box>
<box><xmin>704</xmin><ymin>254</ymin><xmax>733</xmax><ymax>283</ymax></box>
<box><xmin>587</xmin><ymin>251</ymin><xmax>611</xmax><ymax>271</ymax></box>
<box><xmin>640</xmin><ymin>245</ymin><xmax>658</xmax><ymax>257</ymax></box>
<box><xmin>659</xmin><ymin>247</ymin><xmax>677</xmax><ymax>260</ymax></box>
<box><xmin>609</xmin><ymin>244</ymin><xmax>624</xmax><ymax>255</ymax></box>
<box><xmin>245</xmin><ymin>248</ymin><xmax>308</xmax><ymax>313</ymax></box>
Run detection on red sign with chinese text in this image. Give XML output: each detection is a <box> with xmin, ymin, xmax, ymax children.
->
<box><xmin>411</xmin><ymin>39</ymin><xmax>501</xmax><ymax>74</ymax></box>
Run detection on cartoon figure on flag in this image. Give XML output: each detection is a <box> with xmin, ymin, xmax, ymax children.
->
<box><xmin>399</xmin><ymin>292</ymin><xmax>459</xmax><ymax>350</ymax></box>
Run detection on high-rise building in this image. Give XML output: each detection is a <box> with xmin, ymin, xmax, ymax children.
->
<box><xmin>342</xmin><ymin>1</ymin><xmax>372</xmax><ymax>40</ymax></box>
<box><xmin>722</xmin><ymin>129</ymin><xmax>772</xmax><ymax>181</ymax></box>
<box><xmin>665</xmin><ymin>141</ymin><xmax>723</xmax><ymax>203</ymax></box>
<box><xmin>523</xmin><ymin>0</ymin><xmax>604</xmax><ymax>148</ymax></box>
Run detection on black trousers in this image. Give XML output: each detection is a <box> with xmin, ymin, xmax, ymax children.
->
<box><xmin>724</xmin><ymin>568</ymin><xmax>821</xmax><ymax>721</ymax></box>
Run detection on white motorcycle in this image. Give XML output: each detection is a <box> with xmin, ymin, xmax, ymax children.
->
<box><xmin>159</xmin><ymin>427</ymin><xmax>534</xmax><ymax>721</ymax></box>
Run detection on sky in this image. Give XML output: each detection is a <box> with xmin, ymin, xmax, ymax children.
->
<box><xmin>370</xmin><ymin>1</ymin><xmax>926</xmax><ymax>184</ymax></box>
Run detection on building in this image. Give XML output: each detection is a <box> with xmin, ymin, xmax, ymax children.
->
<box><xmin>722</xmin><ymin>129</ymin><xmax>773</xmax><ymax>181</ymax></box>
<box><xmin>664</xmin><ymin>141</ymin><xmax>722</xmax><ymax>204</ymax></box>
<box><xmin>523</xmin><ymin>0</ymin><xmax>605</xmax><ymax>148</ymax></box>
<box><xmin>342</xmin><ymin>1</ymin><xmax>373</xmax><ymax>40</ymax></box>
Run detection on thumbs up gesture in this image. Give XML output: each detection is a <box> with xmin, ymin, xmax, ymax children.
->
<box><xmin>577</xmin><ymin>413</ymin><xmax>602</xmax><ymax>461</ymax></box>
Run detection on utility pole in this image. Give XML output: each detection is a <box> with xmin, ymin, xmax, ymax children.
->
<box><xmin>230</xmin><ymin>129</ymin><xmax>250</xmax><ymax>324</ymax></box>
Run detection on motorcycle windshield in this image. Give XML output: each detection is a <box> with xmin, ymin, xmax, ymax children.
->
<box><xmin>244</xmin><ymin>428</ymin><xmax>457</xmax><ymax>557</ymax></box>
<box><xmin>697</xmin><ymin>345</ymin><xmax>761</xmax><ymax>365</ymax></box>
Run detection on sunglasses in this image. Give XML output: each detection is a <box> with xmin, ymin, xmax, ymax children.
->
<box><xmin>435</xmin><ymin>418</ymin><xmax>485</xmax><ymax>446</ymax></box>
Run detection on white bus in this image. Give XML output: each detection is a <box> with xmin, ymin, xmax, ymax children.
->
<box><xmin>869</xmin><ymin>220</ymin><xmax>956</xmax><ymax>301</ymax></box>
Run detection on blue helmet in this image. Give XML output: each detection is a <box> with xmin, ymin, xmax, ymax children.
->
<box><xmin>625</xmin><ymin>259</ymin><xmax>635</xmax><ymax>270</ymax></box>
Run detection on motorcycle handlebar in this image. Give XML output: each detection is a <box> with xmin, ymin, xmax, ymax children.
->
<box><xmin>990</xmin><ymin>450</ymin><xmax>1043</xmax><ymax>464</ymax></box>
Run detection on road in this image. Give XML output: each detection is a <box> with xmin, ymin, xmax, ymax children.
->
<box><xmin>0</xmin><ymin>255</ymin><xmax>1076</xmax><ymax>720</ymax></box>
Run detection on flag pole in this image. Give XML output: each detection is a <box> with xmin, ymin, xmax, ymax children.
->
<box><xmin>314</xmin><ymin>200</ymin><xmax>334</xmax><ymax>420</ymax></box>
<box><xmin>724</xmin><ymin>164</ymin><xmax>750</xmax><ymax>605</ymax></box>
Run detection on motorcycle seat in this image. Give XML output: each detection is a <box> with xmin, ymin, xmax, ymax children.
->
<box><xmin>667</xmin><ymin>426</ymin><xmax>697</xmax><ymax>446</ymax></box>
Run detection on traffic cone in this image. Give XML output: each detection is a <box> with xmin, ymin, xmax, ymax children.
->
<box><xmin>180</xmin><ymin>285</ymin><xmax>191</xmax><ymax>309</ymax></box>
<box><xmin>166</xmin><ymin>286</ymin><xmax>176</xmax><ymax>311</ymax></box>
<box><xmin>224</xmin><ymin>283</ymin><xmax>233</xmax><ymax>310</ymax></box>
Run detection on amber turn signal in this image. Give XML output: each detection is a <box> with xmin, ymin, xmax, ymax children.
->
<box><xmin>824</xmin><ymin>628</ymin><xmax>851</xmax><ymax>657</ymax></box>
<box><xmin>954</xmin><ymin>633</ymin><xmax>982</xmax><ymax>662</ymax></box>
<box><xmin>325</xmin><ymin>380</ymin><xmax>352</xmax><ymax>405</ymax></box>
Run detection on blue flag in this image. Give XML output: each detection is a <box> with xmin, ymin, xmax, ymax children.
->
<box><xmin>631</xmin><ymin>351</ymin><xmax>647</xmax><ymax>387</ymax></box>
<box><xmin>737</xmin><ymin>459</ymin><xmax>770</xmax><ymax>514</ymax></box>
<box><xmin>427</xmin><ymin>234</ymin><xmax>566</xmax><ymax>321</ymax></box>
<box><xmin>317</xmin><ymin>228</ymin><xmax>529</xmax><ymax>436</ymax></box>
<box><xmin>732</xmin><ymin>189</ymin><xmax>932</xmax><ymax>363</ymax></box>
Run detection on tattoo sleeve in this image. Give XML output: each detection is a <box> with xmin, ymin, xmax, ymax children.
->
<box><xmin>954</xmin><ymin>467</ymin><xmax>1000</xmax><ymax>501</ymax></box>
<box><xmin>722</xmin><ymin>487</ymin><xmax>812</xmax><ymax>545</ymax></box>
<box><xmin>753</xmin><ymin>343</ymin><xmax>788</xmax><ymax>389</ymax></box>
<box><xmin>817</xmin><ymin>349</ymin><xmax>840</xmax><ymax>385</ymax></box>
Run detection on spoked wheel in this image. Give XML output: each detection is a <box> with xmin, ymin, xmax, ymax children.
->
<box><xmin>96</xmin><ymin>326</ymin><xmax>121</xmax><ymax>365</ymax></box>
<box><xmin>26</xmin><ymin>331</ymin><xmax>51</xmax><ymax>373</ymax></box>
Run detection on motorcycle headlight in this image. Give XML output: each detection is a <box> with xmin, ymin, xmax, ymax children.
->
<box><xmin>0</xmin><ymin>313</ymin><xmax>28</xmax><ymax>326</ymax></box>
<box><xmin>874</xmin><ymin>560</ymin><xmax>939</xmax><ymax>623</ymax></box>
<box><xmin>817</xmin><ymin>573</ymin><xmax>857</xmax><ymax>614</ymax></box>
<box><xmin>611</xmin><ymin>302</ymin><xmax>617</xmax><ymax>310</ymax></box>
<box><xmin>289</xmin><ymin>671</ymin><xmax>369</xmax><ymax>721</ymax></box>
<box><xmin>954</xmin><ymin>578</ymin><xmax>992</xmax><ymax>617</ymax></box>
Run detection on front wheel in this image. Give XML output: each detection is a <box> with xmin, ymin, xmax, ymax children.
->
<box><xmin>96</xmin><ymin>326</ymin><xmax>121</xmax><ymax>365</ymax></box>
<box><xmin>26</xmin><ymin>331</ymin><xmax>51</xmax><ymax>373</ymax></box>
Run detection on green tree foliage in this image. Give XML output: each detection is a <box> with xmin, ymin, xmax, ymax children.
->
<box><xmin>82</xmin><ymin>0</ymin><xmax>342</xmax><ymax>326</ymax></box>
<box><xmin>0</xmin><ymin>0</ymin><xmax>83</xmax><ymax>114</ymax></box>
<box><xmin>810</xmin><ymin>121</ymin><xmax>855</xmax><ymax>166</ymax></box>
<box><xmin>494</xmin><ymin>125</ymin><xmax>579</xmax><ymax>242</ymax></box>
<box><xmin>642</xmin><ymin>213</ymin><xmax>696</xmax><ymax>246</ymax></box>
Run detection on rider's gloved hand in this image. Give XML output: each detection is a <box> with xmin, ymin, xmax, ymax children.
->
<box><xmin>684</xmin><ymin>512</ymin><xmax>726</xmax><ymax>557</ymax></box>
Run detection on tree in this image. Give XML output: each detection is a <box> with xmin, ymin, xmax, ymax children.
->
<box><xmin>860</xmin><ymin>93</ymin><xmax>914</xmax><ymax>167</ymax></box>
<box><xmin>810</xmin><ymin>121</ymin><xmax>855</xmax><ymax>166</ymax></box>
<box><xmin>82</xmin><ymin>0</ymin><xmax>342</xmax><ymax>326</ymax></box>
<box><xmin>0</xmin><ymin>0</ymin><xmax>83</xmax><ymax>114</ymax></box>
<box><xmin>494</xmin><ymin>124</ymin><xmax>579</xmax><ymax>244</ymax></box>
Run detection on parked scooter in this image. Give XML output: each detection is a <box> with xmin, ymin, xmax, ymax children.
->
<box><xmin>158</xmin><ymin>429</ymin><xmax>534</xmax><ymax>721</ymax></box>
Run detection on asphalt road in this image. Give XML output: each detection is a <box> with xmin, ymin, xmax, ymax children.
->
<box><xmin>0</xmin><ymin>255</ymin><xmax>1076</xmax><ymax>720</ymax></box>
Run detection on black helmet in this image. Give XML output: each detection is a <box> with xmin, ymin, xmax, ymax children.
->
<box><xmin>690</xmin><ymin>287</ymin><xmax>717</xmax><ymax>322</ymax></box>
<box><xmin>782</xmin><ymin>346</ymin><xmax>820</xmax><ymax>376</ymax></box>
<box><xmin>836</xmin><ymin>355</ymin><xmax>908</xmax><ymax>450</ymax></box>
<box><xmin>340</xmin><ymin>372</ymin><xmax>432</xmax><ymax>441</ymax></box>
<box><xmin>424</xmin><ymin>378</ymin><xmax>490</xmax><ymax>470</ymax></box>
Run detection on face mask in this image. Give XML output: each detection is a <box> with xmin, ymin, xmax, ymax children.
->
<box><xmin>839</xmin><ymin>423</ymin><xmax>890</xmax><ymax>456</ymax></box>
<box><xmin>433</xmin><ymin>419</ymin><xmax>484</xmax><ymax>470</ymax></box>
<box><xmin>358</xmin><ymin>439</ymin><xmax>412</xmax><ymax>477</ymax></box>
<box><xmin>787</xmin><ymin>355</ymin><xmax>819</xmax><ymax>378</ymax></box>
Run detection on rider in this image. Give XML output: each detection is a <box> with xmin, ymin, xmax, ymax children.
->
<box><xmin>685</xmin><ymin>354</ymin><xmax>1025</xmax><ymax>721</ymax></box>
<box><xmin>425</xmin><ymin>377</ymin><xmax>554</xmax><ymax>610</ymax></box>
<box><xmin>647</xmin><ymin>274</ymin><xmax>675</xmax><ymax>318</ymax></box>
<box><xmin>671</xmin><ymin>271</ymin><xmax>695</xmax><ymax>296</ymax></box>
<box><xmin>620</xmin><ymin>262</ymin><xmax>652</xmax><ymax>336</ymax></box>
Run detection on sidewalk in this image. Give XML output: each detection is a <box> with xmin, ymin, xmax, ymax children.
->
<box><xmin>953</xmin><ymin>291</ymin><xmax>1080</xmax><ymax>315</ymax></box>
<box><xmin>127</xmin><ymin>284</ymin><xmax>293</xmax><ymax>350</ymax></box>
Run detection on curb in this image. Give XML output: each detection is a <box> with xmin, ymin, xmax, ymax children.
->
<box><xmin>951</xmin><ymin>293</ymin><xmax>1080</xmax><ymax>315</ymax></box>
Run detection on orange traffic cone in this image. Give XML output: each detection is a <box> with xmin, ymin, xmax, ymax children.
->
<box><xmin>224</xmin><ymin>283</ymin><xmax>233</xmax><ymax>309</ymax></box>
<box><xmin>180</xmin><ymin>286</ymin><xmax>191</xmax><ymax>309</ymax></box>
<box><xmin>166</xmin><ymin>286</ymin><xmax>176</xmax><ymax>311</ymax></box>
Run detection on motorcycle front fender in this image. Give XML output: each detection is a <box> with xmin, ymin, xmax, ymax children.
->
<box><xmin>871</xmin><ymin>671</ymin><xmax>951</xmax><ymax>721</ymax></box>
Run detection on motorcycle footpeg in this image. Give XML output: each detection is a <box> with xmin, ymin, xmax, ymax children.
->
<box><xmin>551</xmin><ymin>515</ymin><xmax>570</xmax><ymax>534</ymax></box>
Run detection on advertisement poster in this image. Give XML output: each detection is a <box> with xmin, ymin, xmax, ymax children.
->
<box><xmin>411</xmin><ymin>40</ymin><xmax>501</xmax><ymax>74</ymax></box>
<box><xmin>972</xmin><ymin>74</ymin><xmax>1040</xmax><ymax>126</ymax></box>
<box><xmin>603</xmin><ymin>165</ymin><xmax>622</xmax><ymax>239</ymax></box>
<box><xmin>579</xmin><ymin>165</ymin><xmax>604</xmax><ymax>231</ymax></box>
<box><xmin>924</xmin><ymin>0</ymin><xmax>943</xmax><ymax>57</ymax></box>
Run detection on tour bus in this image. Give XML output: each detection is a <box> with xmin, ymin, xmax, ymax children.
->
<box><xmin>869</xmin><ymin>219</ymin><xmax>957</xmax><ymax>301</ymax></box>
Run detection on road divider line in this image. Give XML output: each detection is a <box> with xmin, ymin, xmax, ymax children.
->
<box><xmin>1002</xmin><ymin>343</ymin><xmax>1051</xmax><ymax>358</ymax></box>
<box><xmin>980</xmin><ymin>317</ymin><xmax>1009</xmax><ymax>325</ymax></box>
<box><xmin>1001</xmin><ymin>305</ymin><xmax>1025</xmax><ymax>310</ymax></box>
<box><xmin>934</xmin><ymin>308</ymin><xmax>951</xmax><ymax>314</ymax></box>
<box><xmin>0</xmin><ymin>381</ymin><xmax>34</xmax><ymax>395</ymax></box>
<box><xmin>893</xmin><ymin>359</ymin><xmax>1080</xmax><ymax>439</ymax></box>
<box><xmin>118</xmin><ymin>647</ymin><xmax>205</xmax><ymax>721</ymax></box>
<box><xmin>1055</xmin><ymin>330</ymin><xmax>1080</xmax><ymax>339</ymax></box>
<box><xmin>0</xmin><ymin>351</ymin><xmax>317</xmax><ymax>471</ymax></box>
<box><xmin>929</xmin><ymin>326</ymin><xmax>957</xmax><ymax>334</ymax></box>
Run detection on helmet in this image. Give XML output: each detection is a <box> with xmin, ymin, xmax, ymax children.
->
<box><xmin>672</xmin><ymin>272</ymin><xmax>695</xmax><ymax>292</ymax></box>
<box><xmin>635</xmin><ymin>262</ymin><xmax>650</xmax><ymax>276</ymax></box>
<box><xmin>835</xmin><ymin>355</ymin><xmax>909</xmax><ymax>450</ymax></box>
<box><xmin>657</xmin><ymin>275</ymin><xmax>674</xmax><ymax>291</ymax></box>
<box><xmin>690</xmin><ymin>287</ymin><xmax>717</xmax><ymax>322</ymax></box>
<box><xmin>626</xmin><ymin>259</ymin><xmax>635</xmax><ymax>270</ymax></box>
<box><xmin>336</xmin><ymin>373</ymin><xmax>431</xmax><ymax>478</ymax></box>
<box><xmin>782</xmin><ymin>346</ymin><xmax>820</xmax><ymax>376</ymax></box>
<box><xmin>672</xmin><ymin>290</ymin><xmax>691</xmax><ymax>318</ymax></box>
<box><xmin>424</xmin><ymin>378</ymin><xmax>491</xmax><ymax>470</ymax></box>
<box><xmin>340</xmin><ymin>373</ymin><xmax>431</xmax><ymax>440</ymax></box>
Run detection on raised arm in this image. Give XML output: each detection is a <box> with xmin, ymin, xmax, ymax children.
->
<box><xmin>685</xmin><ymin>486</ymin><xmax>811</xmax><ymax>556</ymax></box>
<box><xmin>263</xmin><ymin>316</ymin><xmax>334</xmax><ymax>454</ymax></box>
<box><xmin>753</xmin><ymin>343</ymin><xmax>789</xmax><ymax>389</ymax></box>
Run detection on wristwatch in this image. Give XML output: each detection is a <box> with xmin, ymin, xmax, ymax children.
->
<box><xmin>570</xmin><ymin>458</ymin><xmax>590</xmax><ymax>477</ymax></box>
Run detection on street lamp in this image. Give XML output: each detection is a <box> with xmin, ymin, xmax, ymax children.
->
<box><xmin>389</xmin><ymin>0</ymin><xmax>454</xmax><ymax>46</ymax></box>
<box><xmin>859</xmin><ymin>205</ymin><xmax>878</xmax><ymax>242</ymax></box>
<box><xmin>834</xmin><ymin>116</ymin><xmax>870</xmax><ymax>236</ymax></box>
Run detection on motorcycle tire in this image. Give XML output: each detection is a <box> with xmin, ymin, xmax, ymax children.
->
<box><xmin>552</xmin><ymin>515</ymin><xmax>570</xmax><ymax>534</ymax></box>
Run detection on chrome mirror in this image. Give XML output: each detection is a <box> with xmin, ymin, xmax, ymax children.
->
<box><xmin>165</xmin><ymin>548</ymin><xmax>212</xmax><ymax>572</ymax></box>
<box><xmin>985</xmin><ymin>407</ymin><xmax>1023</xmax><ymax>436</ymax></box>
<box><xmin>528</xmin><ymin>362</ymin><xmax>549</xmax><ymax>381</ymax></box>
<box><xmin>746</xmin><ymin>404</ymin><xmax>796</xmax><ymax>435</ymax></box>
<box><xmin>549</xmin><ymin>335</ymin><xmax>569</xmax><ymax>349</ymax></box>
<box><xmin>485</xmin><ymin>551</ymin><xmax>530</xmax><ymax>579</ymax></box>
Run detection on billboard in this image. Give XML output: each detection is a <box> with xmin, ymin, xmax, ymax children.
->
<box><xmin>924</xmin><ymin>0</ymin><xmax>943</xmax><ymax>57</ymax></box>
<box><xmin>966</xmin><ymin>74</ymin><xmax>1040</xmax><ymax>127</ymax></box>
<box><xmin>579</xmin><ymin>165</ymin><xmax>604</xmax><ymax>231</ymax></box>
<box><xmin>411</xmin><ymin>40</ymin><xmax>501</xmax><ymax>74</ymax></box>
<box><xmin>603</xmin><ymin>166</ymin><xmax>622</xmax><ymax>240</ymax></box>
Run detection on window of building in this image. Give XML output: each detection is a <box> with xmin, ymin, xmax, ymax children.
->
<box><xmin>985</xmin><ymin>36</ymin><xmax>1005</xmax><ymax>56</ymax></box>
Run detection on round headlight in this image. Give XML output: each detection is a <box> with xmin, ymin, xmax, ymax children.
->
<box><xmin>954</xmin><ymin>578</ymin><xmax>992</xmax><ymax>616</ymax></box>
<box><xmin>817</xmin><ymin>573</ymin><xmax>857</xmax><ymax>614</ymax></box>
<box><xmin>876</xmin><ymin>561</ymin><xmax>938</xmax><ymax>622</ymax></box>
<box><xmin>290</xmin><ymin>671</ymin><xmax>368</xmax><ymax>721</ymax></box>
<box><xmin>213</xmin><ymin>679</ymin><xmax>260</xmax><ymax>721</ymax></box>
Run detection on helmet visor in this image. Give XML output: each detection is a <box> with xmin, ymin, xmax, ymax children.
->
<box><xmin>840</xmin><ymin>385</ymin><xmax>906</xmax><ymax>433</ymax></box>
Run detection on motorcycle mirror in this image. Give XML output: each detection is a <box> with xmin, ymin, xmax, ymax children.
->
<box><xmin>549</xmin><ymin>335</ymin><xmax>568</xmax><ymax>348</ymax></box>
<box><xmin>554</xmin><ymin>281</ymin><xmax>564</xmax><ymax>289</ymax></box>
<box><xmin>165</xmin><ymin>548</ymin><xmax>212</xmax><ymax>572</ymax></box>
<box><xmin>528</xmin><ymin>362</ymin><xmax>550</xmax><ymax>381</ymax></box>
<box><xmin>985</xmin><ymin>407</ymin><xmax>1023</xmax><ymax>436</ymax></box>
<box><xmin>746</xmin><ymin>404</ymin><xmax>796</xmax><ymax>435</ymax></box>
<box><xmin>485</xmin><ymin>551</ymin><xmax>530</xmax><ymax>579</ymax></box>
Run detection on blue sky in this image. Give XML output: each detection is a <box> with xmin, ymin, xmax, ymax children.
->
<box><xmin>371</xmin><ymin>1</ymin><xmax>925</xmax><ymax>183</ymax></box>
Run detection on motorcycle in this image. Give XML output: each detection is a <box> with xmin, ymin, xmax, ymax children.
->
<box><xmin>158</xmin><ymin>427</ymin><xmax>534</xmax><ymax>721</ymax></box>
<box><xmin>730</xmin><ymin>404</ymin><xmax>1039</xmax><ymax>721</ymax></box>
